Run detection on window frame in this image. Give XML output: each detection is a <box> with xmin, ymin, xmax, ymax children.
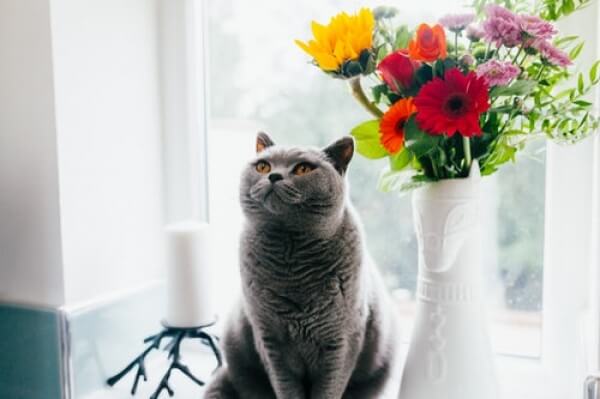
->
<box><xmin>160</xmin><ymin>0</ymin><xmax>210</xmax><ymax>224</ymax></box>
<box><xmin>590</xmin><ymin>133</ymin><xmax>600</xmax><ymax>374</ymax></box>
<box><xmin>167</xmin><ymin>0</ymin><xmax>600</xmax><ymax>397</ymax></box>
<box><xmin>536</xmin><ymin>6</ymin><xmax>600</xmax><ymax>397</ymax></box>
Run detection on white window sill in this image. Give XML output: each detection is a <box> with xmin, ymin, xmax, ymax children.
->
<box><xmin>84</xmin><ymin>346</ymin><xmax>560</xmax><ymax>399</ymax></box>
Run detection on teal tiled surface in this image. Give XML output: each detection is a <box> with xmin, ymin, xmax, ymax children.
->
<box><xmin>0</xmin><ymin>285</ymin><xmax>180</xmax><ymax>398</ymax></box>
<box><xmin>0</xmin><ymin>304</ymin><xmax>63</xmax><ymax>399</ymax></box>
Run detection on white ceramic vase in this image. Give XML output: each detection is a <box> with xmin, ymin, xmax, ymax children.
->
<box><xmin>399</xmin><ymin>161</ymin><xmax>498</xmax><ymax>399</ymax></box>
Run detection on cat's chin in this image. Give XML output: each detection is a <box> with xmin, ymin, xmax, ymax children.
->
<box><xmin>262</xmin><ymin>195</ymin><xmax>289</xmax><ymax>215</ymax></box>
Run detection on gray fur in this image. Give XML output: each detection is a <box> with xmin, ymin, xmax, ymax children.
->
<box><xmin>204</xmin><ymin>134</ymin><xmax>398</xmax><ymax>399</ymax></box>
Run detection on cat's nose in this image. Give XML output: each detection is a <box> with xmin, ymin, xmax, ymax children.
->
<box><xmin>268</xmin><ymin>173</ymin><xmax>283</xmax><ymax>183</ymax></box>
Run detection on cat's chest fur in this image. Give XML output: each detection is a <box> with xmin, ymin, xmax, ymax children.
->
<box><xmin>240</xmin><ymin>219</ymin><xmax>364</xmax><ymax>343</ymax></box>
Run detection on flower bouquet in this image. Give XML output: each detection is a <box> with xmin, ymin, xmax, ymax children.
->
<box><xmin>295</xmin><ymin>2</ymin><xmax>599</xmax><ymax>398</ymax></box>
<box><xmin>295</xmin><ymin>2</ymin><xmax>600</xmax><ymax>192</ymax></box>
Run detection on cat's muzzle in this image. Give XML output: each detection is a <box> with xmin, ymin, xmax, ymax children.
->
<box><xmin>250</xmin><ymin>180</ymin><xmax>303</xmax><ymax>213</ymax></box>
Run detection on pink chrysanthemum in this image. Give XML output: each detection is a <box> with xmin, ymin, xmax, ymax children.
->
<box><xmin>482</xmin><ymin>4</ymin><xmax>522</xmax><ymax>48</ymax></box>
<box><xmin>466</xmin><ymin>24</ymin><xmax>485</xmax><ymax>42</ymax></box>
<box><xmin>534</xmin><ymin>40</ymin><xmax>572</xmax><ymax>67</ymax></box>
<box><xmin>520</xmin><ymin>15</ymin><xmax>557</xmax><ymax>41</ymax></box>
<box><xmin>439</xmin><ymin>13</ymin><xmax>475</xmax><ymax>33</ymax></box>
<box><xmin>476</xmin><ymin>60</ymin><xmax>520</xmax><ymax>86</ymax></box>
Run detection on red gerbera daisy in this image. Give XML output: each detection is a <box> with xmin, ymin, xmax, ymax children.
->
<box><xmin>414</xmin><ymin>68</ymin><xmax>490</xmax><ymax>137</ymax></box>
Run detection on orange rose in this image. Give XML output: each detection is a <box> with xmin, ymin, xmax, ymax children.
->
<box><xmin>408</xmin><ymin>24</ymin><xmax>447</xmax><ymax>62</ymax></box>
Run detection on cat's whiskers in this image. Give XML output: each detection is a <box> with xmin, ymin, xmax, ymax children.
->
<box><xmin>272</xmin><ymin>181</ymin><xmax>303</xmax><ymax>204</ymax></box>
<box><xmin>249</xmin><ymin>180</ymin><xmax>303</xmax><ymax>209</ymax></box>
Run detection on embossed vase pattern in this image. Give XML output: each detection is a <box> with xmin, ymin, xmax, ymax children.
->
<box><xmin>399</xmin><ymin>162</ymin><xmax>498</xmax><ymax>399</ymax></box>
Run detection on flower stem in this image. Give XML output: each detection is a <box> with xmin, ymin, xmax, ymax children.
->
<box><xmin>429</xmin><ymin>154</ymin><xmax>440</xmax><ymax>179</ymax></box>
<box><xmin>518</xmin><ymin>50</ymin><xmax>528</xmax><ymax>66</ymax></box>
<box><xmin>515</xmin><ymin>49</ymin><xmax>529</xmax><ymax>79</ymax></box>
<box><xmin>535</xmin><ymin>64</ymin><xmax>546</xmax><ymax>80</ymax></box>
<box><xmin>463</xmin><ymin>136</ymin><xmax>472</xmax><ymax>171</ymax></box>
<box><xmin>348</xmin><ymin>77</ymin><xmax>384</xmax><ymax>118</ymax></box>
<box><xmin>455</xmin><ymin>33</ymin><xmax>459</xmax><ymax>61</ymax></box>
<box><xmin>512</xmin><ymin>46</ymin><xmax>523</xmax><ymax>64</ymax></box>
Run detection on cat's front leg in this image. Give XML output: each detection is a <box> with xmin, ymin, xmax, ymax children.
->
<box><xmin>259</xmin><ymin>337</ymin><xmax>305</xmax><ymax>399</ymax></box>
<box><xmin>310</xmin><ymin>344</ymin><xmax>354</xmax><ymax>399</ymax></box>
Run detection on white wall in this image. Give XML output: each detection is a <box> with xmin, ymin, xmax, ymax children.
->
<box><xmin>0</xmin><ymin>0</ymin><xmax>66</xmax><ymax>307</ymax></box>
<box><xmin>50</xmin><ymin>0</ymin><xmax>166</xmax><ymax>305</ymax></box>
<box><xmin>0</xmin><ymin>0</ymin><xmax>167</xmax><ymax>308</ymax></box>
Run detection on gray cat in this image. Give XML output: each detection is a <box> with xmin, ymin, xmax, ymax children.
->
<box><xmin>204</xmin><ymin>133</ymin><xmax>399</xmax><ymax>399</ymax></box>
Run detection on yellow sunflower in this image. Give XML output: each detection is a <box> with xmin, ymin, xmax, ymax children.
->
<box><xmin>295</xmin><ymin>8</ymin><xmax>375</xmax><ymax>72</ymax></box>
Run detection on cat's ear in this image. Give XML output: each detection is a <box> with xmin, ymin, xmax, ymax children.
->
<box><xmin>323</xmin><ymin>136</ymin><xmax>354</xmax><ymax>175</ymax></box>
<box><xmin>256</xmin><ymin>132</ymin><xmax>275</xmax><ymax>154</ymax></box>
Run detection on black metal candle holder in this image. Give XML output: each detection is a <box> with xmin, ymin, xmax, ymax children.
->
<box><xmin>106</xmin><ymin>320</ymin><xmax>222</xmax><ymax>398</ymax></box>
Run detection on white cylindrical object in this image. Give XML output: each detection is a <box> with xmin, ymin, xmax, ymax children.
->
<box><xmin>165</xmin><ymin>221</ymin><xmax>215</xmax><ymax>327</ymax></box>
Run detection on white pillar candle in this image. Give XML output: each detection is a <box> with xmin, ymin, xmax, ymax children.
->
<box><xmin>165</xmin><ymin>221</ymin><xmax>215</xmax><ymax>327</ymax></box>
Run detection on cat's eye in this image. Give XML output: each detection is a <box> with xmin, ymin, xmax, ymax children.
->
<box><xmin>255</xmin><ymin>161</ymin><xmax>271</xmax><ymax>174</ymax></box>
<box><xmin>293</xmin><ymin>162</ymin><xmax>315</xmax><ymax>176</ymax></box>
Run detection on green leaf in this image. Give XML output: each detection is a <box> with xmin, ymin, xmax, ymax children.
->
<box><xmin>481</xmin><ymin>140</ymin><xmax>517</xmax><ymax>175</ymax></box>
<box><xmin>569</xmin><ymin>42</ymin><xmax>584</xmax><ymax>60</ymax></box>
<box><xmin>534</xmin><ymin>91</ymin><xmax>542</xmax><ymax>107</ymax></box>
<box><xmin>503</xmin><ymin>129</ymin><xmax>528</xmax><ymax>136</ymax></box>
<box><xmin>363</xmin><ymin>51</ymin><xmax>376</xmax><ymax>74</ymax></box>
<box><xmin>577</xmin><ymin>73</ymin><xmax>585</xmax><ymax>94</ymax></box>
<box><xmin>569</xmin><ymin>89</ymin><xmax>577</xmax><ymax>101</ymax></box>
<box><xmin>590</xmin><ymin>60</ymin><xmax>600</xmax><ymax>84</ymax></box>
<box><xmin>557</xmin><ymin>118</ymin><xmax>570</xmax><ymax>132</ymax></box>
<box><xmin>377</xmin><ymin>167</ymin><xmax>412</xmax><ymax>192</ymax></box>
<box><xmin>578</xmin><ymin>112</ymin><xmax>589</xmax><ymax>129</ymax></box>
<box><xmin>415</xmin><ymin>64</ymin><xmax>433</xmax><ymax>85</ymax></box>
<box><xmin>371</xmin><ymin>84</ymin><xmax>388</xmax><ymax>104</ymax></box>
<box><xmin>350</xmin><ymin>120</ymin><xmax>388</xmax><ymax>159</ymax></box>
<box><xmin>433</xmin><ymin>59</ymin><xmax>446</xmax><ymax>77</ymax></box>
<box><xmin>541</xmin><ymin>0</ymin><xmax>592</xmax><ymax>20</ymax></box>
<box><xmin>554</xmin><ymin>35</ymin><xmax>579</xmax><ymax>47</ymax></box>
<box><xmin>573</xmin><ymin>100</ymin><xmax>592</xmax><ymax>107</ymax></box>
<box><xmin>376</xmin><ymin>167</ymin><xmax>429</xmax><ymax>193</ymax></box>
<box><xmin>403</xmin><ymin>115</ymin><xmax>441</xmax><ymax>158</ymax></box>
<box><xmin>394</xmin><ymin>26</ymin><xmax>411</xmax><ymax>49</ymax></box>
<box><xmin>376</xmin><ymin>45</ymin><xmax>388</xmax><ymax>62</ymax></box>
<box><xmin>430</xmin><ymin>58</ymin><xmax>458</xmax><ymax>78</ymax></box>
<box><xmin>443</xmin><ymin>58</ymin><xmax>458</xmax><ymax>70</ymax></box>
<box><xmin>489</xmin><ymin>105</ymin><xmax>516</xmax><ymax>114</ymax></box>
<box><xmin>555</xmin><ymin>88</ymin><xmax>575</xmax><ymax>100</ymax></box>
<box><xmin>389</xmin><ymin>149</ymin><xmax>413</xmax><ymax>171</ymax></box>
<box><xmin>542</xmin><ymin>118</ymin><xmax>551</xmax><ymax>132</ymax></box>
<box><xmin>490</xmin><ymin>80</ymin><xmax>537</xmax><ymax>97</ymax></box>
<box><xmin>561</xmin><ymin>0</ymin><xmax>575</xmax><ymax>15</ymax></box>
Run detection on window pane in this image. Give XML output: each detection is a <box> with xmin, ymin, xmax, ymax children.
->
<box><xmin>206</xmin><ymin>0</ymin><xmax>544</xmax><ymax>357</ymax></box>
<box><xmin>488</xmin><ymin>141</ymin><xmax>545</xmax><ymax>357</ymax></box>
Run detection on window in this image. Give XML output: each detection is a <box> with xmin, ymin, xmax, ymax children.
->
<box><xmin>187</xmin><ymin>0</ymin><xmax>600</xmax><ymax>396</ymax></box>
<box><xmin>205</xmin><ymin>0</ymin><xmax>545</xmax><ymax>355</ymax></box>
